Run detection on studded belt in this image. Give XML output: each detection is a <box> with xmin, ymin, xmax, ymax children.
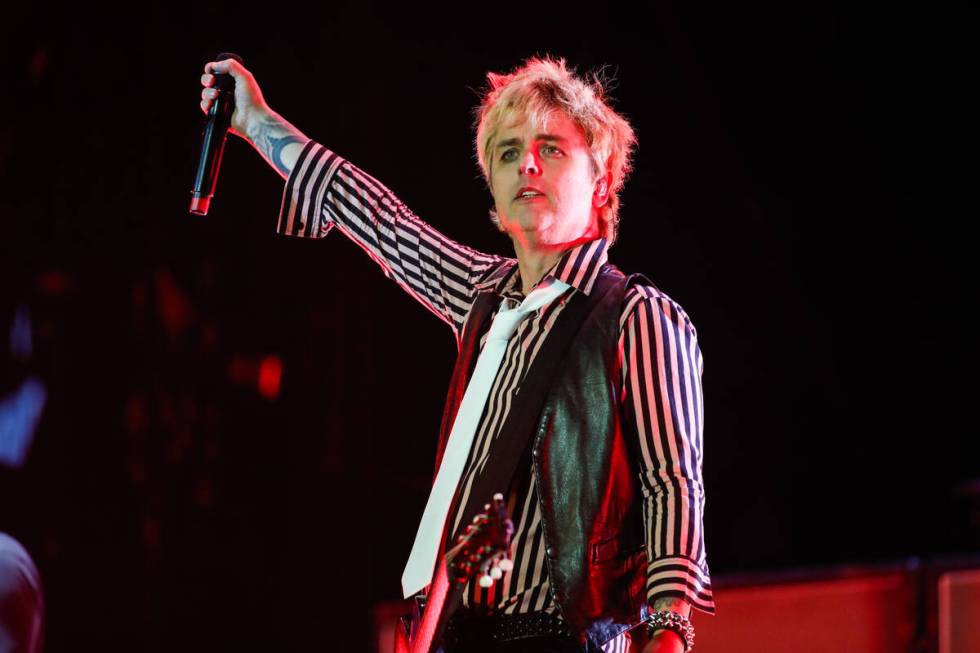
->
<box><xmin>441</xmin><ymin>609</ymin><xmax>577</xmax><ymax>651</ymax></box>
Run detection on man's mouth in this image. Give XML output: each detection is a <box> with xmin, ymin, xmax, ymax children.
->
<box><xmin>515</xmin><ymin>187</ymin><xmax>545</xmax><ymax>201</ymax></box>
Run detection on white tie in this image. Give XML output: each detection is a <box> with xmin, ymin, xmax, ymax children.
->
<box><xmin>401</xmin><ymin>276</ymin><xmax>571</xmax><ymax>598</ymax></box>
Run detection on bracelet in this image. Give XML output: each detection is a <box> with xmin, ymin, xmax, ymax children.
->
<box><xmin>645</xmin><ymin>610</ymin><xmax>695</xmax><ymax>652</ymax></box>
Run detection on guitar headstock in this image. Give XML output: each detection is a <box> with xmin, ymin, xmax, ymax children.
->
<box><xmin>446</xmin><ymin>493</ymin><xmax>514</xmax><ymax>589</ymax></box>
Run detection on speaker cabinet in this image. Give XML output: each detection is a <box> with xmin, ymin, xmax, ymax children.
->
<box><xmin>938</xmin><ymin>568</ymin><xmax>980</xmax><ymax>653</ymax></box>
<box><xmin>695</xmin><ymin>572</ymin><xmax>917</xmax><ymax>653</ymax></box>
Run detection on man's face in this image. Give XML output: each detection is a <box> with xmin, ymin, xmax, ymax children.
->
<box><xmin>489</xmin><ymin>112</ymin><xmax>607</xmax><ymax>248</ymax></box>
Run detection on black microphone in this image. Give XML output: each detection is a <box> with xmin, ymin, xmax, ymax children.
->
<box><xmin>190</xmin><ymin>52</ymin><xmax>244</xmax><ymax>215</ymax></box>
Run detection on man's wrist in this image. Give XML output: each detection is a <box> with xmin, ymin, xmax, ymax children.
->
<box><xmin>643</xmin><ymin>607</ymin><xmax>694</xmax><ymax>652</ymax></box>
<box><xmin>244</xmin><ymin>108</ymin><xmax>311</xmax><ymax>180</ymax></box>
<box><xmin>243</xmin><ymin>105</ymin><xmax>275</xmax><ymax>146</ymax></box>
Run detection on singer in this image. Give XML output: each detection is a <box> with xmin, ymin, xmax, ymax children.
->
<box><xmin>199</xmin><ymin>55</ymin><xmax>715</xmax><ymax>653</ymax></box>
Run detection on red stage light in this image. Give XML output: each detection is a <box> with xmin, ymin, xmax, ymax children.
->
<box><xmin>258</xmin><ymin>355</ymin><xmax>282</xmax><ymax>400</ymax></box>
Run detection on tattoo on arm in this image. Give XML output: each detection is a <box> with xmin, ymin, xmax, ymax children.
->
<box><xmin>652</xmin><ymin>597</ymin><xmax>691</xmax><ymax>616</ymax></box>
<box><xmin>267</xmin><ymin>133</ymin><xmax>303</xmax><ymax>176</ymax></box>
<box><xmin>249</xmin><ymin>113</ymin><xmax>308</xmax><ymax>179</ymax></box>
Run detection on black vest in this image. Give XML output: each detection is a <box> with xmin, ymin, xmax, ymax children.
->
<box><xmin>434</xmin><ymin>263</ymin><xmax>654</xmax><ymax>652</ymax></box>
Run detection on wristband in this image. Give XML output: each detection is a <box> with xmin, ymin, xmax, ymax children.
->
<box><xmin>644</xmin><ymin>610</ymin><xmax>695</xmax><ymax>652</ymax></box>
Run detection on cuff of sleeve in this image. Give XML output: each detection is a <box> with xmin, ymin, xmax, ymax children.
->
<box><xmin>276</xmin><ymin>139</ymin><xmax>345</xmax><ymax>238</ymax></box>
<box><xmin>647</xmin><ymin>555</ymin><xmax>716</xmax><ymax>616</ymax></box>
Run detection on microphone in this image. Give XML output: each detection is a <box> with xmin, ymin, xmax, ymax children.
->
<box><xmin>189</xmin><ymin>52</ymin><xmax>244</xmax><ymax>215</ymax></box>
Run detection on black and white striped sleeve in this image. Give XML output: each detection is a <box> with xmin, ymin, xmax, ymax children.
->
<box><xmin>277</xmin><ymin>140</ymin><xmax>502</xmax><ymax>338</ymax></box>
<box><xmin>620</xmin><ymin>284</ymin><xmax>717</xmax><ymax>617</ymax></box>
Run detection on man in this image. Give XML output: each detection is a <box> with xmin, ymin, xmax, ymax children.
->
<box><xmin>199</xmin><ymin>55</ymin><xmax>715</xmax><ymax>652</ymax></box>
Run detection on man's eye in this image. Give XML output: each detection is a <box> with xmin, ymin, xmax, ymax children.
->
<box><xmin>500</xmin><ymin>149</ymin><xmax>518</xmax><ymax>162</ymax></box>
<box><xmin>543</xmin><ymin>145</ymin><xmax>563</xmax><ymax>156</ymax></box>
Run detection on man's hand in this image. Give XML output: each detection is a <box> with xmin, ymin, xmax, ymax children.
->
<box><xmin>641</xmin><ymin>628</ymin><xmax>686</xmax><ymax>653</ymax></box>
<box><xmin>200</xmin><ymin>58</ymin><xmax>270</xmax><ymax>139</ymax></box>
<box><xmin>198</xmin><ymin>59</ymin><xmax>310</xmax><ymax>180</ymax></box>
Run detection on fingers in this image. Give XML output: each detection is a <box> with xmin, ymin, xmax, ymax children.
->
<box><xmin>203</xmin><ymin>58</ymin><xmax>242</xmax><ymax>77</ymax></box>
<box><xmin>200</xmin><ymin>84</ymin><xmax>218</xmax><ymax>115</ymax></box>
<box><xmin>200</xmin><ymin>60</ymin><xmax>233</xmax><ymax>115</ymax></box>
<box><xmin>199</xmin><ymin>59</ymin><xmax>253</xmax><ymax>116</ymax></box>
<box><xmin>200</xmin><ymin>71</ymin><xmax>215</xmax><ymax>118</ymax></box>
<box><xmin>203</xmin><ymin>59</ymin><xmax>230</xmax><ymax>75</ymax></box>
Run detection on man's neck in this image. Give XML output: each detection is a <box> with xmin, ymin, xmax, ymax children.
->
<box><xmin>509</xmin><ymin>231</ymin><xmax>597</xmax><ymax>296</ymax></box>
<box><xmin>514</xmin><ymin>250</ymin><xmax>564</xmax><ymax>296</ymax></box>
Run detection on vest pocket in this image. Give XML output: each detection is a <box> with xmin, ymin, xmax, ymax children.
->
<box><xmin>591</xmin><ymin>534</ymin><xmax>645</xmax><ymax>565</ymax></box>
<box><xmin>591</xmin><ymin>535</ymin><xmax>622</xmax><ymax>564</ymax></box>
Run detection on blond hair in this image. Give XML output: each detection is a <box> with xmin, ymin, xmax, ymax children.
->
<box><xmin>473</xmin><ymin>56</ymin><xmax>637</xmax><ymax>245</ymax></box>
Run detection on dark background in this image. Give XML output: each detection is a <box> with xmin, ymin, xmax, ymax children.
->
<box><xmin>1</xmin><ymin>2</ymin><xmax>974</xmax><ymax>651</ymax></box>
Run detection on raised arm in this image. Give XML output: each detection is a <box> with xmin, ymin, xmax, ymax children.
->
<box><xmin>199</xmin><ymin>59</ymin><xmax>504</xmax><ymax>340</ymax></box>
<box><xmin>281</xmin><ymin>141</ymin><xmax>511</xmax><ymax>338</ymax></box>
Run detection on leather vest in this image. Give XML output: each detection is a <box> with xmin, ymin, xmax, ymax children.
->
<box><xmin>434</xmin><ymin>264</ymin><xmax>653</xmax><ymax>652</ymax></box>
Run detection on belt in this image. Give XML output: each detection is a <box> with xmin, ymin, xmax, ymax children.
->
<box><xmin>441</xmin><ymin>609</ymin><xmax>578</xmax><ymax>652</ymax></box>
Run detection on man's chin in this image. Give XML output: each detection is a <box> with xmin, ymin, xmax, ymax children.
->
<box><xmin>501</xmin><ymin>212</ymin><xmax>553</xmax><ymax>233</ymax></box>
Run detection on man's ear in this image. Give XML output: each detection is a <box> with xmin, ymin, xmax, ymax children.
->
<box><xmin>593</xmin><ymin>172</ymin><xmax>612</xmax><ymax>208</ymax></box>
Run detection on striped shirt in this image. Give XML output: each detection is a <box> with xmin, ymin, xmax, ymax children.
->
<box><xmin>277</xmin><ymin>141</ymin><xmax>717</xmax><ymax>633</ymax></box>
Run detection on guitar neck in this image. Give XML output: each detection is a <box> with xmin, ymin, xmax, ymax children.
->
<box><xmin>410</xmin><ymin>554</ymin><xmax>465</xmax><ymax>653</ymax></box>
<box><xmin>406</xmin><ymin>495</ymin><xmax>512</xmax><ymax>653</ymax></box>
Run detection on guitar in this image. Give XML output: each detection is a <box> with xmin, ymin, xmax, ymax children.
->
<box><xmin>396</xmin><ymin>493</ymin><xmax>514</xmax><ymax>653</ymax></box>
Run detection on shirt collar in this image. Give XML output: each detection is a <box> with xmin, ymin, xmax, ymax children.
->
<box><xmin>473</xmin><ymin>237</ymin><xmax>610</xmax><ymax>298</ymax></box>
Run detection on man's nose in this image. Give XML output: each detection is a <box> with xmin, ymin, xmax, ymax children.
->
<box><xmin>519</xmin><ymin>151</ymin><xmax>540</xmax><ymax>175</ymax></box>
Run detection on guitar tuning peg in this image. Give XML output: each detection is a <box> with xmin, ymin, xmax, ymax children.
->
<box><xmin>484</xmin><ymin>503</ymin><xmax>491</xmax><ymax>511</ymax></box>
<box><xmin>498</xmin><ymin>558</ymin><xmax>514</xmax><ymax>572</ymax></box>
<box><xmin>489</xmin><ymin>566</ymin><xmax>503</xmax><ymax>580</ymax></box>
<box><xmin>493</xmin><ymin>493</ymin><xmax>504</xmax><ymax>501</ymax></box>
<box><xmin>478</xmin><ymin>573</ymin><xmax>493</xmax><ymax>588</ymax></box>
